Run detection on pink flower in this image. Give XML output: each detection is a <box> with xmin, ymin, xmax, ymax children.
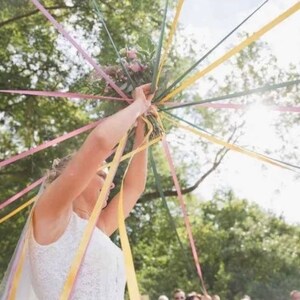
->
<box><xmin>139</xmin><ymin>64</ymin><xmax>146</xmax><ymax>71</ymax></box>
<box><xmin>127</xmin><ymin>49</ymin><xmax>137</xmax><ymax>59</ymax></box>
<box><xmin>129</xmin><ymin>62</ymin><xmax>142</xmax><ymax>72</ymax></box>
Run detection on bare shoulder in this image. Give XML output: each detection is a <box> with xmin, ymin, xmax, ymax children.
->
<box><xmin>32</xmin><ymin>193</ymin><xmax>73</xmax><ymax>245</ymax></box>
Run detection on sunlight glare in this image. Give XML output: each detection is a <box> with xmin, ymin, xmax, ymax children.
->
<box><xmin>242</xmin><ymin>103</ymin><xmax>278</xmax><ymax>149</ymax></box>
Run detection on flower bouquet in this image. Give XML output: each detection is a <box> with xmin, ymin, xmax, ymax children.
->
<box><xmin>89</xmin><ymin>45</ymin><xmax>166</xmax><ymax>139</ymax></box>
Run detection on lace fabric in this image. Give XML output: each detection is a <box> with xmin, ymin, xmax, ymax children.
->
<box><xmin>28</xmin><ymin>212</ymin><xmax>126</xmax><ymax>300</ymax></box>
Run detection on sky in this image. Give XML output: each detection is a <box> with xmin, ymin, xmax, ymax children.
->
<box><xmin>176</xmin><ymin>0</ymin><xmax>300</xmax><ymax>224</ymax></box>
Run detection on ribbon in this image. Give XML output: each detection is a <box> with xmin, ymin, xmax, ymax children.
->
<box><xmin>164</xmin><ymin>102</ymin><xmax>300</xmax><ymax>113</ymax></box>
<box><xmin>0</xmin><ymin>137</ymin><xmax>162</xmax><ymax>219</ymax></box>
<box><xmin>0</xmin><ymin>120</ymin><xmax>101</xmax><ymax>168</ymax></box>
<box><xmin>156</xmin><ymin>0</ymin><xmax>184</xmax><ymax>85</ymax></box>
<box><xmin>161</xmin><ymin>79</ymin><xmax>300</xmax><ymax>110</ymax></box>
<box><xmin>30</xmin><ymin>0</ymin><xmax>128</xmax><ymax>99</ymax></box>
<box><xmin>0</xmin><ymin>197</ymin><xmax>36</xmax><ymax>225</ymax></box>
<box><xmin>149</xmin><ymin>148</ymin><xmax>194</xmax><ymax>274</ymax></box>
<box><xmin>117</xmin><ymin>118</ymin><xmax>153</xmax><ymax>300</ymax></box>
<box><xmin>7</xmin><ymin>231</ymin><xmax>29</xmax><ymax>299</ymax></box>
<box><xmin>199</xmin><ymin>103</ymin><xmax>300</xmax><ymax>112</ymax></box>
<box><xmin>103</xmin><ymin>136</ymin><xmax>162</xmax><ymax>170</ymax></box>
<box><xmin>164</xmin><ymin>113</ymin><xmax>295</xmax><ymax>171</ymax></box>
<box><xmin>6</xmin><ymin>198</ymin><xmax>37</xmax><ymax>298</ymax></box>
<box><xmin>0</xmin><ymin>178</ymin><xmax>45</xmax><ymax>211</ymax></box>
<box><xmin>60</xmin><ymin>134</ymin><xmax>128</xmax><ymax>299</ymax></box>
<box><xmin>155</xmin><ymin>0</ymin><xmax>270</xmax><ymax>102</ymax></box>
<box><xmin>118</xmin><ymin>183</ymin><xmax>140</xmax><ymax>299</ymax></box>
<box><xmin>0</xmin><ymin>89</ymin><xmax>131</xmax><ymax>102</ymax></box>
<box><xmin>159</xmin><ymin>2</ymin><xmax>300</xmax><ymax>104</ymax></box>
<box><xmin>161</xmin><ymin>136</ymin><xmax>207</xmax><ymax>294</ymax></box>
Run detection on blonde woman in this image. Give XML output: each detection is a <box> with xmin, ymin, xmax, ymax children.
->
<box><xmin>1</xmin><ymin>84</ymin><xmax>155</xmax><ymax>300</ymax></box>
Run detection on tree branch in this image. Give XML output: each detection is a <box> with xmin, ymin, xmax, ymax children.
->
<box><xmin>0</xmin><ymin>0</ymin><xmax>120</xmax><ymax>29</ymax></box>
<box><xmin>142</xmin><ymin>126</ymin><xmax>239</xmax><ymax>202</ymax></box>
<box><xmin>0</xmin><ymin>5</ymin><xmax>80</xmax><ymax>28</ymax></box>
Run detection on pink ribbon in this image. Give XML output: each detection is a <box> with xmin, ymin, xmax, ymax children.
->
<box><xmin>0</xmin><ymin>150</ymin><xmax>117</xmax><ymax>210</ymax></box>
<box><xmin>0</xmin><ymin>177</ymin><xmax>45</xmax><ymax>210</ymax></box>
<box><xmin>0</xmin><ymin>120</ymin><xmax>101</xmax><ymax>168</ymax></box>
<box><xmin>162</xmin><ymin>136</ymin><xmax>207</xmax><ymax>294</ymax></box>
<box><xmin>30</xmin><ymin>0</ymin><xmax>128</xmax><ymax>100</ymax></box>
<box><xmin>164</xmin><ymin>102</ymin><xmax>300</xmax><ymax>112</ymax></box>
<box><xmin>0</xmin><ymin>90</ymin><xmax>131</xmax><ymax>102</ymax></box>
<box><xmin>199</xmin><ymin>103</ymin><xmax>300</xmax><ymax>112</ymax></box>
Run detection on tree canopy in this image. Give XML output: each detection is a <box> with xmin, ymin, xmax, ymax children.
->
<box><xmin>131</xmin><ymin>191</ymin><xmax>300</xmax><ymax>300</ymax></box>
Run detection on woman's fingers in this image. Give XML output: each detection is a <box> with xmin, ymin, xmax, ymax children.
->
<box><xmin>146</xmin><ymin>93</ymin><xmax>155</xmax><ymax>102</ymax></box>
<box><xmin>139</xmin><ymin>83</ymin><xmax>151</xmax><ymax>92</ymax></box>
<box><xmin>133</xmin><ymin>83</ymin><xmax>156</xmax><ymax>103</ymax></box>
<box><xmin>149</xmin><ymin>105</ymin><xmax>158</xmax><ymax>117</ymax></box>
<box><xmin>140</xmin><ymin>83</ymin><xmax>157</xmax><ymax>99</ymax></box>
<box><xmin>132</xmin><ymin>86</ymin><xmax>146</xmax><ymax>101</ymax></box>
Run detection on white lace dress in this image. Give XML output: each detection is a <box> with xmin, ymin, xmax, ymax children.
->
<box><xmin>28</xmin><ymin>212</ymin><xmax>126</xmax><ymax>300</ymax></box>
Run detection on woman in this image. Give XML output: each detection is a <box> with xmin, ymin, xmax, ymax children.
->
<box><xmin>1</xmin><ymin>84</ymin><xmax>155</xmax><ymax>299</ymax></box>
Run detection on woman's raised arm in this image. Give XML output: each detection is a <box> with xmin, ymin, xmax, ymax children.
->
<box><xmin>98</xmin><ymin>116</ymin><xmax>149</xmax><ymax>235</ymax></box>
<box><xmin>33</xmin><ymin>84</ymin><xmax>153</xmax><ymax>239</ymax></box>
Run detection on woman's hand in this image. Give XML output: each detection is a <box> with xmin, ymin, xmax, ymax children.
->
<box><xmin>146</xmin><ymin>104</ymin><xmax>158</xmax><ymax>118</ymax></box>
<box><xmin>132</xmin><ymin>83</ymin><xmax>155</xmax><ymax>114</ymax></box>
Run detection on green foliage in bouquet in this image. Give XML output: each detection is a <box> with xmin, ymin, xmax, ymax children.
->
<box><xmin>89</xmin><ymin>46</ymin><xmax>153</xmax><ymax>95</ymax></box>
<box><xmin>87</xmin><ymin>45</ymin><xmax>165</xmax><ymax>139</ymax></box>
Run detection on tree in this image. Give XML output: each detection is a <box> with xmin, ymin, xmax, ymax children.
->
<box><xmin>131</xmin><ymin>191</ymin><xmax>300</xmax><ymax>300</ymax></box>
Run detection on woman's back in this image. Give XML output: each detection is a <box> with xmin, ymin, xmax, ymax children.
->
<box><xmin>29</xmin><ymin>212</ymin><xmax>126</xmax><ymax>300</ymax></box>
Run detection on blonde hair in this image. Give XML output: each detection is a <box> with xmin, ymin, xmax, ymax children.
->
<box><xmin>44</xmin><ymin>154</ymin><xmax>74</xmax><ymax>186</ymax></box>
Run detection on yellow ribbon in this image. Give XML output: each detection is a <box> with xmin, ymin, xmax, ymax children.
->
<box><xmin>164</xmin><ymin>113</ymin><xmax>293</xmax><ymax>171</ymax></box>
<box><xmin>156</xmin><ymin>0</ymin><xmax>184</xmax><ymax>85</ymax></box>
<box><xmin>118</xmin><ymin>184</ymin><xmax>140</xmax><ymax>299</ymax></box>
<box><xmin>118</xmin><ymin>118</ymin><xmax>154</xmax><ymax>300</ymax></box>
<box><xmin>0</xmin><ymin>196</ymin><xmax>36</xmax><ymax>225</ymax></box>
<box><xmin>60</xmin><ymin>134</ymin><xmax>128</xmax><ymax>299</ymax></box>
<box><xmin>8</xmin><ymin>234</ymin><xmax>29</xmax><ymax>300</ymax></box>
<box><xmin>141</xmin><ymin>116</ymin><xmax>155</xmax><ymax>141</ymax></box>
<box><xmin>0</xmin><ymin>137</ymin><xmax>162</xmax><ymax>225</ymax></box>
<box><xmin>7</xmin><ymin>197</ymin><xmax>37</xmax><ymax>299</ymax></box>
<box><xmin>102</xmin><ymin>136</ymin><xmax>162</xmax><ymax>170</ymax></box>
<box><xmin>159</xmin><ymin>2</ymin><xmax>300</xmax><ymax>104</ymax></box>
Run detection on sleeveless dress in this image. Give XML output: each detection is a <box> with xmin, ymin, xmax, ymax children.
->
<box><xmin>28</xmin><ymin>212</ymin><xmax>126</xmax><ymax>300</ymax></box>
